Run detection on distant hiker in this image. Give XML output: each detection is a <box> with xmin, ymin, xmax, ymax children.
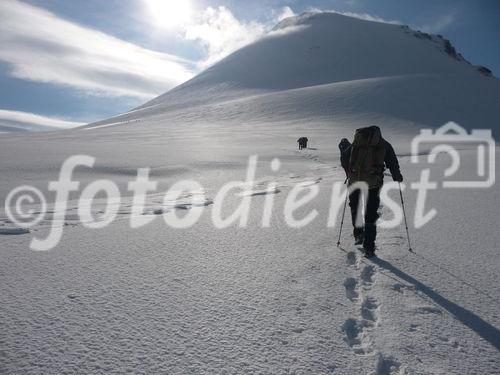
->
<box><xmin>297</xmin><ymin>137</ymin><xmax>309</xmax><ymax>150</ymax></box>
<box><xmin>338</xmin><ymin>138</ymin><xmax>351</xmax><ymax>173</ymax></box>
<box><xmin>339</xmin><ymin>126</ymin><xmax>403</xmax><ymax>257</ymax></box>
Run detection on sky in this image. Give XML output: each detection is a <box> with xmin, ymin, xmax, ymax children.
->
<box><xmin>0</xmin><ymin>0</ymin><xmax>499</xmax><ymax>129</ymax></box>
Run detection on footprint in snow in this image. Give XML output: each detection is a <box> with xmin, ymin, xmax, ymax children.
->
<box><xmin>0</xmin><ymin>227</ymin><xmax>30</xmax><ymax>235</ymax></box>
<box><xmin>361</xmin><ymin>265</ymin><xmax>376</xmax><ymax>285</ymax></box>
<box><xmin>296</xmin><ymin>177</ymin><xmax>322</xmax><ymax>187</ymax></box>
<box><xmin>341</xmin><ymin>318</ymin><xmax>373</xmax><ymax>355</ymax></box>
<box><xmin>346</xmin><ymin>251</ymin><xmax>357</xmax><ymax>266</ymax></box>
<box><xmin>374</xmin><ymin>354</ymin><xmax>402</xmax><ymax>375</ymax></box>
<box><xmin>408</xmin><ymin>323</ymin><xmax>419</xmax><ymax>332</ymax></box>
<box><xmin>361</xmin><ymin>297</ymin><xmax>380</xmax><ymax>323</ymax></box>
<box><xmin>415</xmin><ymin>306</ymin><xmax>443</xmax><ymax>315</ymax></box>
<box><xmin>239</xmin><ymin>187</ymin><xmax>281</xmax><ymax>196</ymax></box>
<box><xmin>344</xmin><ymin>277</ymin><xmax>360</xmax><ymax>302</ymax></box>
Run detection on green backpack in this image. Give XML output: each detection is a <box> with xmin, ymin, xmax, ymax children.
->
<box><xmin>348</xmin><ymin>126</ymin><xmax>387</xmax><ymax>188</ymax></box>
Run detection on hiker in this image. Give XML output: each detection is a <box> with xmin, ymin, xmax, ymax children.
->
<box><xmin>338</xmin><ymin>138</ymin><xmax>351</xmax><ymax>163</ymax></box>
<box><xmin>297</xmin><ymin>137</ymin><xmax>308</xmax><ymax>150</ymax></box>
<box><xmin>339</xmin><ymin>126</ymin><xmax>403</xmax><ymax>257</ymax></box>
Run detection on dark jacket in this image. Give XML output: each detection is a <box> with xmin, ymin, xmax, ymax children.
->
<box><xmin>339</xmin><ymin>135</ymin><xmax>402</xmax><ymax>188</ymax></box>
<box><xmin>297</xmin><ymin>137</ymin><xmax>308</xmax><ymax>144</ymax></box>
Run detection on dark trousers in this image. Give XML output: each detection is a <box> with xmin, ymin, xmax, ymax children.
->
<box><xmin>349</xmin><ymin>187</ymin><xmax>381</xmax><ymax>248</ymax></box>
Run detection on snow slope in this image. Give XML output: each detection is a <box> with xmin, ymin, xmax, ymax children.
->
<box><xmin>83</xmin><ymin>12</ymin><xmax>500</xmax><ymax>138</ymax></box>
<box><xmin>137</xmin><ymin>12</ymin><xmax>491</xmax><ymax>108</ymax></box>
<box><xmin>1</xmin><ymin>12</ymin><xmax>499</xmax><ymax>375</ymax></box>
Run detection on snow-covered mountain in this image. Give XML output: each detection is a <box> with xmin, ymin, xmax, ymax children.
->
<box><xmin>1</xmin><ymin>12</ymin><xmax>499</xmax><ymax>375</ymax></box>
<box><xmin>84</xmin><ymin>12</ymin><xmax>499</xmax><ymax>138</ymax></box>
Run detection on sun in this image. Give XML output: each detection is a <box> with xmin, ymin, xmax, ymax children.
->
<box><xmin>146</xmin><ymin>0</ymin><xmax>193</xmax><ymax>28</ymax></box>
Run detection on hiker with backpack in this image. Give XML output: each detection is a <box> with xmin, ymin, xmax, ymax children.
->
<box><xmin>297</xmin><ymin>137</ymin><xmax>308</xmax><ymax>150</ymax></box>
<box><xmin>339</xmin><ymin>126</ymin><xmax>403</xmax><ymax>257</ymax></box>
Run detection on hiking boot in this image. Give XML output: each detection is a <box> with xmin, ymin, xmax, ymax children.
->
<box><xmin>353</xmin><ymin>227</ymin><xmax>364</xmax><ymax>246</ymax></box>
<box><xmin>354</xmin><ymin>234</ymin><xmax>364</xmax><ymax>245</ymax></box>
<box><xmin>363</xmin><ymin>243</ymin><xmax>376</xmax><ymax>258</ymax></box>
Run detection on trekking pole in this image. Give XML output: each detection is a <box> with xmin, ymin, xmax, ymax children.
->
<box><xmin>337</xmin><ymin>179</ymin><xmax>349</xmax><ymax>247</ymax></box>
<box><xmin>398</xmin><ymin>182</ymin><xmax>413</xmax><ymax>252</ymax></box>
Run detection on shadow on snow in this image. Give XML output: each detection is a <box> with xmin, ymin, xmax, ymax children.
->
<box><xmin>370</xmin><ymin>256</ymin><xmax>500</xmax><ymax>351</ymax></box>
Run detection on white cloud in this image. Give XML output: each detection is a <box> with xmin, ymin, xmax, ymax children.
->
<box><xmin>338</xmin><ymin>11</ymin><xmax>401</xmax><ymax>24</ymax></box>
<box><xmin>307</xmin><ymin>7</ymin><xmax>457</xmax><ymax>34</ymax></box>
<box><xmin>183</xmin><ymin>5</ymin><xmax>299</xmax><ymax>68</ymax></box>
<box><xmin>184</xmin><ymin>6</ymin><xmax>266</xmax><ymax>68</ymax></box>
<box><xmin>416</xmin><ymin>12</ymin><xmax>457</xmax><ymax>33</ymax></box>
<box><xmin>0</xmin><ymin>0</ymin><xmax>195</xmax><ymax>99</ymax></box>
<box><xmin>180</xmin><ymin>5</ymin><xmax>406</xmax><ymax>69</ymax></box>
<box><xmin>273</xmin><ymin>6</ymin><xmax>296</xmax><ymax>23</ymax></box>
<box><xmin>0</xmin><ymin>0</ymin><xmax>407</xmax><ymax>104</ymax></box>
<box><xmin>0</xmin><ymin>109</ymin><xmax>84</xmax><ymax>131</ymax></box>
<box><xmin>307</xmin><ymin>7</ymin><xmax>401</xmax><ymax>25</ymax></box>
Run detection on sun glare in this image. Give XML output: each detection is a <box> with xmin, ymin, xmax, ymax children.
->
<box><xmin>146</xmin><ymin>0</ymin><xmax>193</xmax><ymax>28</ymax></box>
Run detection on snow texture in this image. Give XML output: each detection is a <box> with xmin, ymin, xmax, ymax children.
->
<box><xmin>1</xmin><ymin>11</ymin><xmax>499</xmax><ymax>374</ymax></box>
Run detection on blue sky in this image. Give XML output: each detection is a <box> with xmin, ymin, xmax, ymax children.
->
<box><xmin>0</xmin><ymin>0</ymin><xmax>498</xmax><ymax>128</ymax></box>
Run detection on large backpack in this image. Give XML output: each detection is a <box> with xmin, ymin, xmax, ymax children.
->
<box><xmin>348</xmin><ymin>126</ymin><xmax>387</xmax><ymax>187</ymax></box>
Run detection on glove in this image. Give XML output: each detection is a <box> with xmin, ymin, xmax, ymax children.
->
<box><xmin>393</xmin><ymin>173</ymin><xmax>403</xmax><ymax>183</ymax></box>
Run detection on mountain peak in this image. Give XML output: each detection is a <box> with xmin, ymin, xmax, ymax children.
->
<box><xmin>272</xmin><ymin>11</ymin><xmax>380</xmax><ymax>31</ymax></box>
<box><xmin>85</xmin><ymin>11</ymin><xmax>499</xmax><ymax>137</ymax></box>
<box><xmin>139</xmin><ymin>11</ymin><xmax>483</xmax><ymax>109</ymax></box>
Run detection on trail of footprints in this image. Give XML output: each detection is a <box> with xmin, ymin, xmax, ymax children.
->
<box><xmin>342</xmin><ymin>252</ymin><xmax>379</xmax><ymax>355</ymax></box>
<box><xmin>342</xmin><ymin>251</ymin><xmax>403</xmax><ymax>374</ymax></box>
